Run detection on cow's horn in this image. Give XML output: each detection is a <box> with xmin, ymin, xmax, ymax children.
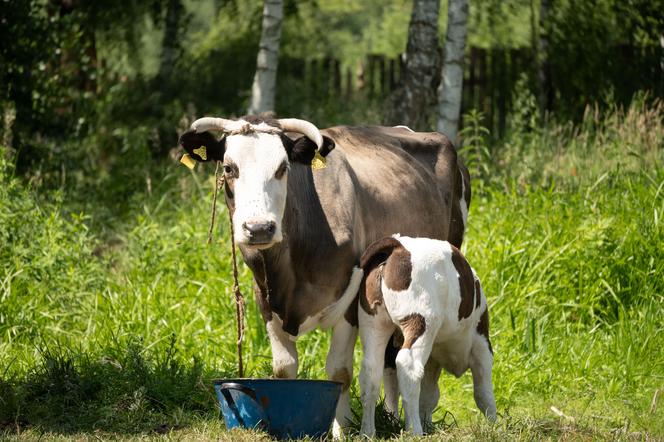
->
<box><xmin>190</xmin><ymin>117</ymin><xmax>248</xmax><ymax>134</ymax></box>
<box><xmin>278</xmin><ymin>118</ymin><xmax>323</xmax><ymax>149</ymax></box>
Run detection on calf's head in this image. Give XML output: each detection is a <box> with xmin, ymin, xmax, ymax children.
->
<box><xmin>179</xmin><ymin>116</ymin><xmax>334</xmax><ymax>249</ymax></box>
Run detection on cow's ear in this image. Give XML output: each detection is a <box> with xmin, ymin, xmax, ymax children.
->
<box><xmin>319</xmin><ymin>135</ymin><xmax>335</xmax><ymax>157</ymax></box>
<box><xmin>179</xmin><ymin>129</ymin><xmax>225</xmax><ymax>162</ymax></box>
<box><xmin>283</xmin><ymin>134</ymin><xmax>335</xmax><ymax>165</ymax></box>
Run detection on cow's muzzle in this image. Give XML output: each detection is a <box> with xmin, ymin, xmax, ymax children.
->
<box><xmin>242</xmin><ymin>220</ymin><xmax>277</xmax><ymax>245</ymax></box>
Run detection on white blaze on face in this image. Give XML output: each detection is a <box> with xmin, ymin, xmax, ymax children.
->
<box><xmin>224</xmin><ymin>132</ymin><xmax>289</xmax><ymax>248</ymax></box>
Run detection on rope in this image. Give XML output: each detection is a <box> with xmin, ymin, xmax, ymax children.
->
<box><xmin>209</xmin><ymin>160</ymin><xmax>245</xmax><ymax>377</ymax></box>
<box><xmin>207</xmin><ymin>162</ymin><xmax>221</xmax><ymax>244</ymax></box>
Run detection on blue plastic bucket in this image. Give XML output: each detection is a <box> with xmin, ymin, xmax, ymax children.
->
<box><xmin>214</xmin><ymin>378</ymin><xmax>342</xmax><ymax>439</ymax></box>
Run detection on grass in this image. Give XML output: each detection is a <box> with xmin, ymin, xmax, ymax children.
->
<box><xmin>1</xmin><ymin>97</ymin><xmax>663</xmax><ymax>440</ymax></box>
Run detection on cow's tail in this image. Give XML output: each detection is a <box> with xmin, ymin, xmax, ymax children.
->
<box><xmin>459</xmin><ymin>161</ymin><xmax>471</xmax><ymax>225</ymax></box>
<box><xmin>319</xmin><ymin>266</ymin><xmax>364</xmax><ymax>329</ymax></box>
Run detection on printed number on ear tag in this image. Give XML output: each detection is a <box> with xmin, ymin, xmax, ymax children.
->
<box><xmin>180</xmin><ymin>154</ymin><xmax>196</xmax><ymax>170</ymax></box>
<box><xmin>311</xmin><ymin>151</ymin><xmax>327</xmax><ymax>170</ymax></box>
<box><xmin>193</xmin><ymin>146</ymin><xmax>208</xmax><ymax>161</ymax></box>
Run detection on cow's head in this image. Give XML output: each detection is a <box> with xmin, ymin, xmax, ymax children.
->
<box><xmin>179</xmin><ymin>116</ymin><xmax>334</xmax><ymax>249</ymax></box>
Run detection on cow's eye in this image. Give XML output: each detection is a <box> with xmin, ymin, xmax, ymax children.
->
<box><xmin>275</xmin><ymin>162</ymin><xmax>289</xmax><ymax>180</ymax></box>
<box><xmin>223</xmin><ymin>163</ymin><xmax>238</xmax><ymax>178</ymax></box>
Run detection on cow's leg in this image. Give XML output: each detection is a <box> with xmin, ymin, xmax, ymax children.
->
<box><xmin>358</xmin><ymin>306</ymin><xmax>395</xmax><ymax>438</ymax></box>
<box><xmin>266</xmin><ymin>317</ymin><xmax>298</xmax><ymax>379</ymax></box>
<box><xmin>419</xmin><ymin>358</ymin><xmax>442</xmax><ymax>432</ymax></box>
<box><xmin>470</xmin><ymin>333</ymin><xmax>496</xmax><ymax>420</ymax></box>
<box><xmin>326</xmin><ymin>317</ymin><xmax>359</xmax><ymax>438</ymax></box>
<box><xmin>396</xmin><ymin>325</ymin><xmax>436</xmax><ymax>436</ymax></box>
<box><xmin>383</xmin><ymin>336</ymin><xmax>400</xmax><ymax>417</ymax></box>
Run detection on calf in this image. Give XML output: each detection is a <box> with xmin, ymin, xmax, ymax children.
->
<box><xmin>358</xmin><ymin>235</ymin><xmax>496</xmax><ymax>436</ymax></box>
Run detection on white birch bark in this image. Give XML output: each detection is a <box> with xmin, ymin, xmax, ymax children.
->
<box><xmin>248</xmin><ymin>0</ymin><xmax>283</xmax><ymax>115</ymax></box>
<box><xmin>437</xmin><ymin>0</ymin><xmax>469</xmax><ymax>142</ymax></box>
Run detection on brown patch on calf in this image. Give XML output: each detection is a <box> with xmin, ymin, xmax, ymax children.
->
<box><xmin>451</xmin><ymin>246</ymin><xmax>475</xmax><ymax>320</ymax></box>
<box><xmin>400</xmin><ymin>314</ymin><xmax>426</xmax><ymax>349</ymax></box>
<box><xmin>383</xmin><ymin>246</ymin><xmax>412</xmax><ymax>291</ymax></box>
<box><xmin>360</xmin><ymin>237</ymin><xmax>401</xmax><ymax>269</ymax></box>
<box><xmin>359</xmin><ymin>237</ymin><xmax>412</xmax><ymax>314</ymax></box>
<box><xmin>360</xmin><ymin>265</ymin><xmax>384</xmax><ymax>315</ymax></box>
<box><xmin>331</xmin><ymin>367</ymin><xmax>351</xmax><ymax>392</ymax></box>
<box><xmin>359</xmin><ymin>237</ymin><xmax>405</xmax><ymax>316</ymax></box>
<box><xmin>477</xmin><ymin>308</ymin><xmax>493</xmax><ymax>354</ymax></box>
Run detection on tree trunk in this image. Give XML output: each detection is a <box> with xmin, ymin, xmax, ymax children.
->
<box><xmin>385</xmin><ymin>0</ymin><xmax>441</xmax><ymax>130</ymax></box>
<box><xmin>158</xmin><ymin>0</ymin><xmax>183</xmax><ymax>83</ymax></box>
<box><xmin>437</xmin><ymin>0</ymin><xmax>469</xmax><ymax>142</ymax></box>
<box><xmin>248</xmin><ymin>0</ymin><xmax>283</xmax><ymax>115</ymax></box>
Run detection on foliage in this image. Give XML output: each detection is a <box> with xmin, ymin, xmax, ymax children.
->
<box><xmin>545</xmin><ymin>0</ymin><xmax>664</xmax><ymax>116</ymax></box>
<box><xmin>281</xmin><ymin>0</ymin><xmax>412</xmax><ymax>64</ymax></box>
<box><xmin>458</xmin><ymin>109</ymin><xmax>491</xmax><ymax>183</ymax></box>
<box><xmin>467</xmin><ymin>0</ymin><xmax>533</xmax><ymax>48</ymax></box>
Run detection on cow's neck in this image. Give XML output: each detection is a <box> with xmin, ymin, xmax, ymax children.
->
<box><xmin>233</xmin><ymin>164</ymin><xmax>349</xmax><ymax>335</ymax></box>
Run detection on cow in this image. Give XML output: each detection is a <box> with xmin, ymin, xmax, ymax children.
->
<box><xmin>357</xmin><ymin>235</ymin><xmax>496</xmax><ymax>436</ymax></box>
<box><xmin>178</xmin><ymin>115</ymin><xmax>471</xmax><ymax>436</ymax></box>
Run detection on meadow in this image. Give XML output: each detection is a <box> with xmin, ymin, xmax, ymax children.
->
<box><xmin>1</xmin><ymin>97</ymin><xmax>663</xmax><ymax>440</ymax></box>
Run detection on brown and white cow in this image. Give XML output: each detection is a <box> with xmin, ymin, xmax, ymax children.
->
<box><xmin>179</xmin><ymin>116</ymin><xmax>470</xmax><ymax>436</ymax></box>
<box><xmin>357</xmin><ymin>235</ymin><xmax>496</xmax><ymax>436</ymax></box>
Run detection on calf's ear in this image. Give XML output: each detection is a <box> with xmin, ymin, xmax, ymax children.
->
<box><xmin>179</xmin><ymin>130</ymin><xmax>226</xmax><ymax>163</ymax></box>
<box><xmin>282</xmin><ymin>134</ymin><xmax>336</xmax><ymax>165</ymax></box>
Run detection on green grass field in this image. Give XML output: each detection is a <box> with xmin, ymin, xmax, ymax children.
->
<box><xmin>1</xmin><ymin>99</ymin><xmax>663</xmax><ymax>440</ymax></box>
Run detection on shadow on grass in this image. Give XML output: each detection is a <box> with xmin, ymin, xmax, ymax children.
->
<box><xmin>0</xmin><ymin>336</ymin><xmax>228</xmax><ymax>437</ymax></box>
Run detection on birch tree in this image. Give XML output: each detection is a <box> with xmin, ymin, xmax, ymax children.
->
<box><xmin>248</xmin><ymin>0</ymin><xmax>284</xmax><ymax>115</ymax></box>
<box><xmin>437</xmin><ymin>0</ymin><xmax>469</xmax><ymax>142</ymax></box>
<box><xmin>385</xmin><ymin>0</ymin><xmax>441</xmax><ymax>130</ymax></box>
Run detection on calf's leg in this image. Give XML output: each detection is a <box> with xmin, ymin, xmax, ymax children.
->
<box><xmin>419</xmin><ymin>359</ymin><xmax>442</xmax><ymax>432</ymax></box>
<box><xmin>396</xmin><ymin>321</ymin><xmax>437</xmax><ymax>436</ymax></box>
<box><xmin>383</xmin><ymin>367</ymin><xmax>399</xmax><ymax>417</ymax></box>
<box><xmin>358</xmin><ymin>307</ymin><xmax>395</xmax><ymax>438</ymax></box>
<box><xmin>383</xmin><ymin>335</ymin><xmax>400</xmax><ymax>417</ymax></box>
<box><xmin>469</xmin><ymin>332</ymin><xmax>496</xmax><ymax>420</ymax></box>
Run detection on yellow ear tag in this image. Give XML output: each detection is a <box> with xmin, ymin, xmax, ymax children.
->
<box><xmin>180</xmin><ymin>153</ymin><xmax>196</xmax><ymax>170</ymax></box>
<box><xmin>193</xmin><ymin>146</ymin><xmax>208</xmax><ymax>161</ymax></box>
<box><xmin>311</xmin><ymin>151</ymin><xmax>327</xmax><ymax>170</ymax></box>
